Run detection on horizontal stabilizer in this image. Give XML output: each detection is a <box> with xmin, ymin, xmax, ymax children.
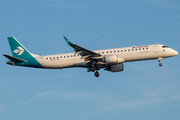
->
<box><xmin>3</xmin><ymin>54</ymin><xmax>27</xmax><ymax>63</ymax></box>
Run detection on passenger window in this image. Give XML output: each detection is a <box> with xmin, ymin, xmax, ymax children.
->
<box><xmin>67</xmin><ymin>56</ymin><xmax>69</xmax><ymax>57</ymax></box>
<box><xmin>132</xmin><ymin>49</ymin><xmax>134</xmax><ymax>51</ymax></box>
<box><xmin>102</xmin><ymin>52</ymin><xmax>104</xmax><ymax>54</ymax></box>
<box><xmin>107</xmin><ymin>51</ymin><xmax>108</xmax><ymax>53</ymax></box>
<box><xmin>64</xmin><ymin>56</ymin><xmax>66</xmax><ymax>58</ymax></box>
<box><xmin>114</xmin><ymin>51</ymin><xmax>116</xmax><ymax>53</ymax></box>
<box><xmin>110</xmin><ymin>51</ymin><xmax>112</xmax><ymax>53</ymax></box>
<box><xmin>53</xmin><ymin>57</ymin><xmax>55</xmax><ymax>59</ymax></box>
<box><xmin>143</xmin><ymin>48</ymin><xmax>145</xmax><ymax>50</ymax></box>
<box><xmin>60</xmin><ymin>56</ymin><xmax>62</xmax><ymax>58</ymax></box>
<box><xmin>121</xmin><ymin>50</ymin><xmax>123</xmax><ymax>52</ymax></box>
<box><xmin>146</xmin><ymin>48</ymin><xmax>148</xmax><ymax>49</ymax></box>
<box><xmin>50</xmin><ymin>57</ymin><xmax>51</xmax><ymax>59</ymax></box>
<box><xmin>46</xmin><ymin>58</ymin><xmax>48</xmax><ymax>60</ymax></box>
<box><xmin>136</xmin><ymin>49</ymin><xmax>137</xmax><ymax>50</ymax></box>
<box><xmin>117</xmin><ymin>50</ymin><xmax>119</xmax><ymax>52</ymax></box>
<box><xmin>128</xmin><ymin>49</ymin><xmax>130</xmax><ymax>51</ymax></box>
<box><xmin>139</xmin><ymin>48</ymin><xmax>141</xmax><ymax>50</ymax></box>
<box><xmin>125</xmin><ymin>50</ymin><xmax>126</xmax><ymax>52</ymax></box>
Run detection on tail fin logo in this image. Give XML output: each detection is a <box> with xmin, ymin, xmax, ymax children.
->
<box><xmin>13</xmin><ymin>47</ymin><xmax>24</xmax><ymax>55</ymax></box>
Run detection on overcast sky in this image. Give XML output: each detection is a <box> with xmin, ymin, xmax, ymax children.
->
<box><xmin>1</xmin><ymin>0</ymin><xmax>180</xmax><ymax>120</ymax></box>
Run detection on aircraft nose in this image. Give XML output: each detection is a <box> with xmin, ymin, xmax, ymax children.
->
<box><xmin>172</xmin><ymin>49</ymin><xmax>178</xmax><ymax>56</ymax></box>
<box><xmin>175</xmin><ymin>50</ymin><xmax>178</xmax><ymax>55</ymax></box>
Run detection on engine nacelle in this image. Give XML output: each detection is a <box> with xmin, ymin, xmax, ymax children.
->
<box><xmin>105</xmin><ymin>64</ymin><xmax>124</xmax><ymax>72</ymax></box>
<box><xmin>102</xmin><ymin>55</ymin><xmax>125</xmax><ymax>64</ymax></box>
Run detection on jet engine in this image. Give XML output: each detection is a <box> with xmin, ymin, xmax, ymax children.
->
<box><xmin>105</xmin><ymin>64</ymin><xmax>124</xmax><ymax>72</ymax></box>
<box><xmin>102</xmin><ymin>55</ymin><xmax>125</xmax><ymax>64</ymax></box>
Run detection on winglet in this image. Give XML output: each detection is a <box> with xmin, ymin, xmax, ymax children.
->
<box><xmin>63</xmin><ymin>36</ymin><xmax>74</xmax><ymax>45</ymax></box>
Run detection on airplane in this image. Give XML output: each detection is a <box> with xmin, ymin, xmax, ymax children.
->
<box><xmin>3</xmin><ymin>37</ymin><xmax>178</xmax><ymax>77</ymax></box>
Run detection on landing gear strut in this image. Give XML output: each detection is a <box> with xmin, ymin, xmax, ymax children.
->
<box><xmin>94</xmin><ymin>71</ymin><xmax>100</xmax><ymax>77</ymax></box>
<box><xmin>158</xmin><ymin>57</ymin><xmax>163</xmax><ymax>67</ymax></box>
<box><xmin>90</xmin><ymin>66</ymin><xmax>96</xmax><ymax>72</ymax></box>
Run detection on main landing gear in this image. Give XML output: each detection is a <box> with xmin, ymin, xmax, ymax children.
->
<box><xmin>158</xmin><ymin>57</ymin><xmax>163</xmax><ymax>67</ymax></box>
<box><xmin>94</xmin><ymin>71</ymin><xmax>100</xmax><ymax>77</ymax></box>
<box><xmin>88</xmin><ymin>65</ymin><xmax>100</xmax><ymax>77</ymax></box>
<box><xmin>89</xmin><ymin>66</ymin><xmax>96</xmax><ymax>72</ymax></box>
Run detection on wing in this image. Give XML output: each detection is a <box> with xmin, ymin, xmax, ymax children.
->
<box><xmin>64</xmin><ymin>37</ymin><xmax>104</xmax><ymax>62</ymax></box>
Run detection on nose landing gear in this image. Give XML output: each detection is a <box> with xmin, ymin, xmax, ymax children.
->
<box><xmin>158</xmin><ymin>57</ymin><xmax>163</xmax><ymax>67</ymax></box>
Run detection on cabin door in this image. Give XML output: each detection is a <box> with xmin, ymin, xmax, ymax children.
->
<box><xmin>154</xmin><ymin>45</ymin><xmax>158</xmax><ymax>53</ymax></box>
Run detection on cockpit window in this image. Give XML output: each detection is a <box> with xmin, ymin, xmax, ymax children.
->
<box><xmin>162</xmin><ymin>46</ymin><xmax>169</xmax><ymax>48</ymax></box>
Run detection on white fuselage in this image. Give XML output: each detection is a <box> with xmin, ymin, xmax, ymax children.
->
<box><xmin>35</xmin><ymin>44</ymin><xmax>178</xmax><ymax>69</ymax></box>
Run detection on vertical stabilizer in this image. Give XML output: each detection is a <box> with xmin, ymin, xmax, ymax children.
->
<box><xmin>8</xmin><ymin>37</ymin><xmax>32</xmax><ymax>60</ymax></box>
<box><xmin>6</xmin><ymin>37</ymin><xmax>43</xmax><ymax>68</ymax></box>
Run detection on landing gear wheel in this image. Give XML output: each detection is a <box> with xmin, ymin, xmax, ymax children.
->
<box><xmin>94</xmin><ymin>71</ymin><xmax>100</xmax><ymax>77</ymax></box>
<box><xmin>159</xmin><ymin>63</ymin><xmax>162</xmax><ymax>67</ymax></box>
